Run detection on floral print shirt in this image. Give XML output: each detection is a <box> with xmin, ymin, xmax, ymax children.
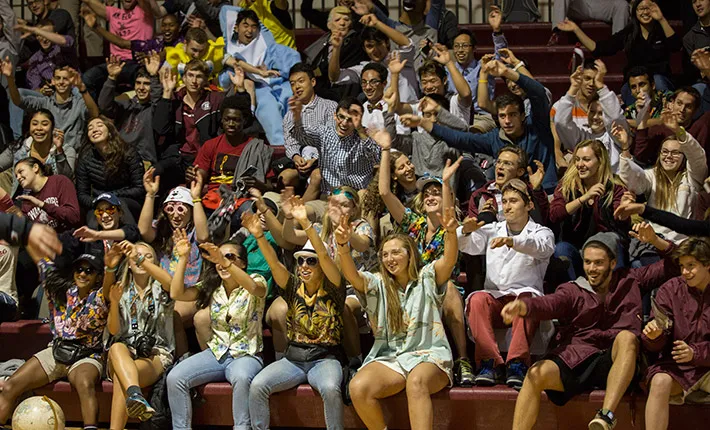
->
<box><xmin>207</xmin><ymin>274</ymin><xmax>267</xmax><ymax>361</ymax></box>
<box><xmin>40</xmin><ymin>261</ymin><xmax>109</xmax><ymax>358</ymax></box>
<box><xmin>159</xmin><ymin>226</ymin><xmax>203</xmax><ymax>287</ymax></box>
<box><xmin>398</xmin><ymin>208</ymin><xmax>460</xmax><ymax>278</ymax></box>
<box><xmin>283</xmin><ymin>274</ymin><xmax>345</xmax><ymax>347</ymax></box>
<box><xmin>315</xmin><ymin>218</ymin><xmax>378</xmax><ymax>272</ymax></box>
<box><xmin>358</xmin><ymin>263</ymin><xmax>453</xmax><ymax>384</ymax></box>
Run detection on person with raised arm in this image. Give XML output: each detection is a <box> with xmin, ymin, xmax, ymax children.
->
<box><xmin>343</xmin><ymin>180</ymin><xmax>458</xmax><ymax>430</ymax></box>
<box><xmin>245</xmin><ymin>197</ymin><xmax>346</xmax><ymax>430</ymax></box>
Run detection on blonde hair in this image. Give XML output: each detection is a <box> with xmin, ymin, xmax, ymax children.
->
<box><xmin>321</xmin><ymin>185</ymin><xmax>361</xmax><ymax>242</ymax></box>
<box><xmin>328</xmin><ymin>6</ymin><xmax>351</xmax><ymax>21</ymax></box>
<box><xmin>120</xmin><ymin>241</ymin><xmax>159</xmax><ymax>287</ymax></box>
<box><xmin>377</xmin><ymin>234</ymin><xmax>420</xmax><ymax>334</ymax></box>
<box><xmin>653</xmin><ymin>136</ymin><xmax>686</xmax><ymax>212</ymax></box>
<box><xmin>560</xmin><ymin>140</ymin><xmax>619</xmax><ymax>207</ymax></box>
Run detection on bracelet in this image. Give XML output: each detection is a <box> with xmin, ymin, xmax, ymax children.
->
<box><xmin>513</xmin><ymin>61</ymin><xmax>525</xmax><ymax>71</ymax></box>
<box><xmin>136</xmin><ymin>255</ymin><xmax>146</xmax><ymax>267</ymax></box>
<box><xmin>285</xmin><ymin>216</ymin><xmax>294</xmax><ymax>220</ymax></box>
<box><xmin>105</xmin><ymin>266</ymin><xmax>118</xmax><ymax>273</ymax></box>
<box><xmin>337</xmin><ymin>241</ymin><xmax>349</xmax><ymax>247</ymax></box>
<box><xmin>304</xmin><ymin>222</ymin><xmax>314</xmax><ymax>231</ymax></box>
<box><xmin>79</xmin><ymin>88</ymin><xmax>87</xmax><ymax>94</ymax></box>
<box><xmin>478</xmin><ymin>80</ymin><xmax>488</xmax><ymax>84</ymax></box>
<box><xmin>381</xmin><ymin>148</ymin><xmax>391</xmax><ymax>151</ymax></box>
<box><xmin>253</xmin><ymin>234</ymin><xmax>265</xmax><ymax>240</ymax></box>
<box><xmin>192</xmin><ymin>198</ymin><xmax>202</xmax><ymax>204</ymax></box>
<box><xmin>147</xmin><ymin>193</ymin><xmax>156</xmax><ymax>198</ymax></box>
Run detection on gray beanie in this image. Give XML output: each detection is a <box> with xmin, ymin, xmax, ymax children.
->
<box><xmin>582</xmin><ymin>232</ymin><xmax>620</xmax><ymax>260</ymax></box>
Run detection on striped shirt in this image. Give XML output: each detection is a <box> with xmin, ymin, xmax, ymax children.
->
<box><xmin>291</xmin><ymin>120</ymin><xmax>381</xmax><ymax>194</ymax></box>
<box><xmin>283</xmin><ymin>95</ymin><xmax>337</xmax><ymax>159</ymax></box>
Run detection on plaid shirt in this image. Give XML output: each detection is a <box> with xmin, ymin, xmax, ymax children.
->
<box><xmin>282</xmin><ymin>95</ymin><xmax>337</xmax><ymax>159</ymax></box>
<box><xmin>291</xmin><ymin>119</ymin><xmax>380</xmax><ymax>194</ymax></box>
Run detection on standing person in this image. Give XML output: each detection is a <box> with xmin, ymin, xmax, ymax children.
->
<box><xmin>459</xmin><ymin>179</ymin><xmax>555</xmax><ymax>389</ymax></box>
<box><xmin>501</xmin><ymin>227</ymin><xmax>679</xmax><ymax>430</ymax></box>
<box><xmin>105</xmin><ymin>241</ymin><xmax>174</xmax><ymax>426</ymax></box>
<box><xmin>549</xmin><ymin>0</ymin><xmax>629</xmax><ymax>45</ymax></box>
<box><xmin>642</xmin><ymin>237</ymin><xmax>710</xmax><ymax>430</ymax></box>
<box><xmin>245</xmin><ymin>200</ymin><xmax>345</xmax><ymax>430</ymax></box>
<box><xmin>343</xmin><ymin>193</ymin><xmax>458</xmax><ymax>430</ymax></box>
<box><xmin>168</xmin><ymin>232</ymin><xmax>267</xmax><ymax>430</ymax></box>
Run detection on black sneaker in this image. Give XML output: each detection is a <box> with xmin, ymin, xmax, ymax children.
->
<box><xmin>454</xmin><ymin>358</ymin><xmax>475</xmax><ymax>387</ymax></box>
<box><xmin>506</xmin><ymin>359</ymin><xmax>528</xmax><ymax>391</ymax></box>
<box><xmin>474</xmin><ymin>359</ymin><xmax>505</xmax><ymax>386</ymax></box>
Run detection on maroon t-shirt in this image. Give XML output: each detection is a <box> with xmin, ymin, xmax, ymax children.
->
<box><xmin>194</xmin><ymin>135</ymin><xmax>252</xmax><ymax>193</ymax></box>
<box><xmin>20</xmin><ymin>175</ymin><xmax>80</xmax><ymax>232</ymax></box>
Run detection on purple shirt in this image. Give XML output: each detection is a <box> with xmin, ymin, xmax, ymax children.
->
<box><xmin>26</xmin><ymin>36</ymin><xmax>79</xmax><ymax>90</ymax></box>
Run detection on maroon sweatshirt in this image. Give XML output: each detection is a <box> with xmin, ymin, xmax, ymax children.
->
<box><xmin>521</xmin><ymin>247</ymin><xmax>678</xmax><ymax>370</ymax></box>
<box><xmin>0</xmin><ymin>175</ymin><xmax>80</xmax><ymax>232</ymax></box>
<box><xmin>633</xmin><ymin>112</ymin><xmax>710</xmax><ymax>167</ymax></box>
<box><xmin>642</xmin><ymin>276</ymin><xmax>710</xmax><ymax>391</ymax></box>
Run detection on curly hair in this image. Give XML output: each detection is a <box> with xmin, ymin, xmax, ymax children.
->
<box><xmin>83</xmin><ymin>116</ymin><xmax>130</xmax><ymax>176</ymax></box>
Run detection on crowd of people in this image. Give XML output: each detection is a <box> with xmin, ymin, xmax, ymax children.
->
<box><xmin>0</xmin><ymin>0</ymin><xmax>708</xmax><ymax>429</ymax></box>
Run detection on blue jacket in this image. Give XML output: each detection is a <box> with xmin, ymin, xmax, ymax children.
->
<box><xmin>430</xmin><ymin>74</ymin><xmax>557</xmax><ymax>192</ymax></box>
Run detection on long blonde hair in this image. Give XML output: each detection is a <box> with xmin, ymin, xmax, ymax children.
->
<box><xmin>560</xmin><ymin>139</ymin><xmax>618</xmax><ymax>207</ymax></box>
<box><xmin>653</xmin><ymin>136</ymin><xmax>686</xmax><ymax>212</ymax></box>
<box><xmin>120</xmin><ymin>241</ymin><xmax>159</xmax><ymax>288</ymax></box>
<box><xmin>377</xmin><ymin>234</ymin><xmax>420</xmax><ymax>335</ymax></box>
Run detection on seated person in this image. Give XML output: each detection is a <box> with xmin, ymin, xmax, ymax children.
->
<box><xmin>98</xmin><ymin>54</ymin><xmax>162</xmax><ymax>167</ymax></box>
<box><xmin>236</xmin><ymin>0</ymin><xmax>295</xmax><ymax>48</ymax></box>
<box><xmin>18</xmin><ymin>0</ymin><xmax>74</xmax><ymax>65</ymax></box>
<box><xmin>164</xmin><ymin>28</ymin><xmax>225</xmax><ymax>87</ymax></box>
<box><xmin>16</xmin><ymin>19</ymin><xmax>79</xmax><ymax>91</ymax></box>
<box><xmin>501</xmin><ymin>228</ymin><xmax>677</xmax><ymax>430</ymax></box>
<box><xmin>623</xmin><ymin>66</ymin><xmax>671</xmax><ymax>129</ymax></box>
<box><xmin>458</xmin><ymin>179</ymin><xmax>555</xmax><ymax>389</ymax></box>
<box><xmin>329</xmin><ymin>15</ymin><xmax>419</xmax><ymax>103</ymax></box>
<box><xmin>642</xmin><ymin>237</ymin><xmax>710</xmax><ymax>430</ymax></box>
<box><xmin>220</xmin><ymin>8</ymin><xmax>300</xmax><ymax>146</ymax></box>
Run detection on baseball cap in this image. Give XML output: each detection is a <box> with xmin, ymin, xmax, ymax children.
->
<box><xmin>403</xmin><ymin>0</ymin><xmax>417</xmax><ymax>11</ymax></box>
<box><xmin>416</xmin><ymin>174</ymin><xmax>444</xmax><ymax>191</ymax></box>
<box><xmin>92</xmin><ymin>192</ymin><xmax>121</xmax><ymax>207</ymax></box>
<box><xmin>73</xmin><ymin>254</ymin><xmax>103</xmax><ymax>273</ymax></box>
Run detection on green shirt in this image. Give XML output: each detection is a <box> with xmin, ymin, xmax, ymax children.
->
<box><xmin>243</xmin><ymin>231</ymin><xmax>279</xmax><ymax>301</ymax></box>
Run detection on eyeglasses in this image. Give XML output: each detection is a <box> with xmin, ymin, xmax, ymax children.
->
<box><xmin>636</xmin><ymin>6</ymin><xmax>651</xmax><ymax>13</ymax></box>
<box><xmin>361</xmin><ymin>79</ymin><xmax>383</xmax><ymax>88</ymax></box>
<box><xmin>297</xmin><ymin>256</ymin><xmax>318</xmax><ymax>266</ymax></box>
<box><xmin>453</xmin><ymin>43</ymin><xmax>472</xmax><ymax>50</ymax></box>
<box><xmin>94</xmin><ymin>206</ymin><xmax>119</xmax><ymax>217</ymax></box>
<box><xmin>75</xmin><ymin>266</ymin><xmax>96</xmax><ymax>275</ymax></box>
<box><xmin>495</xmin><ymin>159</ymin><xmax>517</xmax><ymax>168</ymax></box>
<box><xmin>660</xmin><ymin>149</ymin><xmax>683</xmax><ymax>158</ymax></box>
<box><xmin>336</xmin><ymin>113</ymin><xmax>353</xmax><ymax>123</ymax></box>
<box><xmin>164</xmin><ymin>202</ymin><xmax>188</xmax><ymax>215</ymax></box>
<box><xmin>332</xmin><ymin>188</ymin><xmax>355</xmax><ymax>200</ymax></box>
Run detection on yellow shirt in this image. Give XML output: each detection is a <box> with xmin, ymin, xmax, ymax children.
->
<box><xmin>165</xmin><ymin>38</ymin><xmax>226</xmax><ymax>86</ymax></box>
<box><xmin>240</xmin><ymin>0</ymin><xmax>296</xmax><ymax>49</ymax></box>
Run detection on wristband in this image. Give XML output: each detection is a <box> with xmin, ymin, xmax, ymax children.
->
<box><xmin>192</xmin><ymin>198</ymin><xmax>202</xmax><ymax>204</ymax></box>
<box><xmin>253</xmin><ymin>234</ymin><xmax>264</xmax><ymax>240</ymax></box>
<box><xmin>513</xmin><ymin>61</ymin><xmax>524</xmax><ymax>71</ymax></box>
<box><xmin>478</xmin><ymin>79</ymin><xmax>488</xmax><ymax>84</ymax></box>
<box><xmin>304</xmin><ymin>222</ymin><xmax>314</xmax><ymax>231</ymax></box>
<box><xmin>337</xmin><ymin>241</ymin><xmax>349</xmax><ymax>247</ymax></box>
<box><xmin>136</xmin><ymin>255</ymin><xmax>145</xmax><ymax>267</ymax></box>
<box><xmin>105</xmin><ymin>266</ymin><xmax>118</xmax><ymax>273</ymax></box>
<box><xmin>676</xmin><ymin>126</ymin><xmax>686</xmax><ymax>139</ymax></box>
<box><xmin>79</xmin><ymin>88</ymin><xmax>87</xmax><ymax>94</ymax></box>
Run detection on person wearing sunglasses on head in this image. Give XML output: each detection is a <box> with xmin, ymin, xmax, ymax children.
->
<box><xmin>167</xmin><ymin>229</ymin><xmax>267</xmax><ymax>429</ymax></box>
<box><xmin>104</xmin><ymin>240</ymin><xmax>174</xmax><ymax>427</ymax></box>
<box><xmin>243</xmin><ymin>198</ymin><xmax>347</xmax><ymax>430</ymax></box>
<box><xmin>0</xmin><ymin>251</ymin><xmax>113</xmax><ymax>429</ymax></box>
<box><xmin>138</xmin><ymin>174</ymin><xmax>210</xmax><ymax>348</ymax></box>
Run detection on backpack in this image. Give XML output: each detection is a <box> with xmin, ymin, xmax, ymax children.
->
<box><xmin>138</xmin><ymin>363</ymin><xmax>175</xmax><ymax>430</ymax></box>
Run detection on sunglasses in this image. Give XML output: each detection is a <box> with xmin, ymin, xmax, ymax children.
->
<box><xmin>297</xmin><ymin>256</ymin><xmax>318</xmax><ymax>267</ymax></box>
<box><xmin>94</xmin><ymin>206</ymin><xmax>119</xmax><ymax>217</ymax></box>
<box><xmin>332</xmin><ymin>188</ymin><xmax>355</xmax><ymax>200</ymax></box>
<box><xmin>75</xmin><ymin>266</ymin><xmax>96</xmax><ymax>275</ymax></box>
<box><xmin>164</xmin><ymin>202</ymin><xmax>188</xmax><ymax>215</ymax></box>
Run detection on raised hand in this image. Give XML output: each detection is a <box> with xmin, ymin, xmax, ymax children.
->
<box><xmin>629</xmin><ymin>221</ymin><xmax>658</xmax><ymax>244</ymax></box>
<box><xmin>498</xmin><ymin>49</ymin><xmax>518</xmax><ymax>66</ymax></box>
<box><xmin>351</xmin><ymin>0</ymin><xmax>373</xmax><ymax>15</ymax></box>
<box><xmin>144</xmin><ymin>50</ymin><xmax>161</xmax><ymax>76</ymax></box>
<box><xmin>290</xmin><ymin>195</ymin><xmax>309</xmax><ymax>226</ymax></box>
<box><xmin>672</xmin><ymin>340</ymin><xmax>694</xmax><ymax>364</ymax></box>
<box><xmin>649</xmin><ymin>2</ymin><xmax>665</xmax><ymax>21</ymax></box>
<box><xmin>52</xmin><ymin>129</ymin><xmax>65</xmax><ymax>153</ymax></box>
<box><xmin>398</xmin><ymin>114</ymin><xmax>422</xmax><ymax>128</ymax></box>
<box><xmin>159</xmin><ymin>66</ymin><xmax>177</xmax><ymax>94</ymax></box>
<box><xmin>661</xmin><ymin>108</ymin><xmax>681</xmax><ymax>135</ymax></box>
<box><xmin>556</xmin><ymin>18</ymin><xmax>578</xmax><ymax>32</ymax></box>
<box><xmin>68</xmin><ymin>68</ymin><xmax>86</xmax><ymax>92</ymax></box>
<box><xmin>334</xmin><ymin>215</ymin><xmax>352</xmax><ymax>245</ymax></box>
<box><xmin>611</xmin><ymin>123</ymin><xmax>630</xmax><ymax>149</ymax></box>
<box><xmin>258</xmin><ymin>66</ymin><xmax>280</xmax><ymax>78</ymax></box>
<box><xmin>431</xmin><ymin>43</ymin><xmax>452</xmax><ymax>65</ymax></box>
<box><xmin>198</xmin><ymin>243</ymin><xmax>228</xmax><ymax>266</ymax></box>
<box><xmin>0</xmin><ymin>56</ymin><xmax>12</xmax><ymax>78</ymax></box>
<box><xmin>190</xmin><ymin>174</ymin><xmax>203</xmax><ymax>201</ymax></box>
<box><xmin>118</xmin><ymin>240</ymin><xmax>136</xmax><ymax>260</ymax></box>
<box><xmin>527</xmin><ymin>160</ymin><xmax>545</xmax><ymax>191</ymax></box>
<box><xmin>13</xmin><ymin>23</ymin><xmax>33</xmax><ymax>39</ymax></box>
<box><xmin>461</xmin><ymin>216</ymin><xmax>485</xmax><ymax>234</ymax></box>
<box><xmin>73</xmin><ymin>226</ymin><xmax>101</xmax><ymax>242</ymax></box>
<box><xmin>26</xmin><ymin>223</ymin><xmax>62</xmax><ymax>260</ymax></box>
<box><xmin>388</xmin><ymin>50</ymin><xmax>407</xmax><ymax>74</ymax></box>
<box><xmin>288</xmin><ymin>96</ymin><xmax>303</xmax><ymax>120</ymax></box>
<box><xmin>501</xmin><ymin>299</ymin><xmax>528</xmax><ymax>324</ymax></box>
<box><xmin>173</xmin><ymin>228</ymin><xmax>191</xmax><ymax>257</ymax></box>
<box><xmin>370</xmin><ymin>128</ymin><xmax>392</xmax><ymax>149</ymax></box>
<box><xmin>329</xmin><ymin>31</ymin><xmax>344</xmax><ymax>49</ymax></box>
<box><xmin>80</xmin><ymin>6</ymin><xmax>97</xmax><ymax>28</ymax></box>
<box><xmin>490</xmin><ymin>236</ymin><xmax>514</xmax><ymax>249</ymax></box>
<box><xmin>643</xmin><ymin>319</ymin><xmax>663</xmax><ymax>340</ymax></box>
<box><xmin>483</xmin><ymin>59</ymin><xmax>508</xmax><ymax>78</ymax></box>
<box><xmin>418</xmin><ymin>96</ymin><xmax>440</xmax><ymax>116</ymax></box>
<box><xmin>480</xmin><ymin>198</ymin><xmax>496</xmax><ymax>214</ymax></box>
<box><xmin>488</xmin><ymin>5</ymin><xmax>503</xmax><ymax>33</ymax></box>
<box><xmin>442</xmin><ymin>156</ymin><xmax>463</xmax><ymax>185</ymax></box>
<box><xmin>109</xmin><ymin>282</ymin><xmax>124</xmax><ymax>304</ymax></box>
<box><xmin>479</xmin><ymin>53</ymin><xmax>495</xmax><ymax>67</ymax></box>
<box><xmin>143</xmin><ymin>167</ymin><xmax>160</xmax><ymax>195</ymax></box>
<box><xmin>691</xmin><ymin>48</ymin><xmax>710</xmax><ymax>73</ymax></box>
<box><xmin>593</xmin><ymin>59</ymin><xmax>607</xmax><ymax>90</ymax></box>
<box><xmin>229</xmin><ymin>66</ymin><xmax>246</xmax><ymax>91</ymax></box>
<box><xmin>359</xmin><ymin>13</ymin><xmax>379</xmax><ymax>27</ymax></box>
<box><xmin>437</xmin><ymin>206</ymin><xmax>458</xmax><ymax>233</ymax></box>
<box><xmin>104</xmin><ymin>242</ymin><xmax>124</xmax><ymax>269</ymax></box>
<box><xmin>241</xmin><ymin>211</ymin><xmax>264</xmax><ymax>237</ymax></box>
<box><xmin>107</xmin><ymin>55</ymin><xmax>125</xmax><ymax>80</ymax></box>
<box><xmin>569</xmin><ymin>65</ymin><xmax>583</xmax><ymax>90</ymax></box>
<box><xmin>280</xmin><ymin>186</ymin><xmax>295</xmax><ymax>217</ymax></box>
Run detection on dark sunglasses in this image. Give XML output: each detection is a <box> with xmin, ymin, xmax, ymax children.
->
<box><xmin>297</xmin><ymin>256</ymin><xmax>318</xmax><ymax>267</ymax></box>
<box><xmin>75</xmin><ymin>266</ymin><xmax>96</xmax><ymax>275</ymax></box>
<box><xmin>332</xmin><ymin>188</ymin><xmax>355</xmax><ymax>200</ymax></box>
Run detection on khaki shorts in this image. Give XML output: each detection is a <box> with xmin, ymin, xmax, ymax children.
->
<box><xmin>34</xmin><ymin>346</ymin><xmax>104</xmax><ymax>382</ymax></box>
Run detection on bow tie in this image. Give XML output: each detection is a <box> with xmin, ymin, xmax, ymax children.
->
<box><xmin>367</xmin><ymin>102</ymin><xmax>384</xmax><ymax>113</ymax></box>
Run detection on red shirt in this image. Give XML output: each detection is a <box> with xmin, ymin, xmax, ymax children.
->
<box><xmin>180</xmin><ymin>102</ymin><xmax>200</xmax><ymax>157</ymax></box>
<box><xmin>194</xmin><ymin>134</ymin><xmax>252</xmax><ymax>192</ymax></box>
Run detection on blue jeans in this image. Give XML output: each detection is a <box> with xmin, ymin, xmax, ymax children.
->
<box><xmin>621</xmin><ymin>74</ymin><xmax>674</xmax><ymax>106</ymax></box>
<box><xmin>249</xmin><ymin>357</ymin><xmax>343</xmax><ymax>430</ymax></box>
<box><xmin>166</xmin><ymin>349</ymin><xmax>263</xmax><ymax>430</ymax></box>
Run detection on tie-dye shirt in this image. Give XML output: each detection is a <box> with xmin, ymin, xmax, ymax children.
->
<box><xmin>159</xmin><ymin>226</ymin><xmax>203</xmax><ymax>287</ymax></box>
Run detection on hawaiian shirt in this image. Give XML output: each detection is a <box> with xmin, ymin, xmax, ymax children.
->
<box><xmin>314</xmin><ymin>219</ymin><xmax>378</xmax><ymax>272</ymax></box>
<box><xmin>282</xmin><ymin>274</ymin><xmax>345</xmax><ymax>347</ymax></box>
<box><xmin>40</xmin><ymin>261</ymin><xmax>109</xmax><ymax>358</ymax></box>
<box><xmin>113</xmin><ymin>279</ymin><xmax>175</xmax><ymax>358</ymax></box>
<box><xmin>624</xmin><ymin>89</ymin><xmax>672</xmax><ymax>121</ymax></box>
<box><xmin>398</xmin><ymin>209</ymin><xmax>460</xmax><ymax>279</ymax></box>
<box><xmin>358</xmin><ymin>263</ymin><xmax>453</xmax><ymax>384</ymax></box>
<box><xmin>207</xmin><ymin>273</ymin><xmax>267</xmax><ymax>361</ymax></box>
<box><xmin>159</xmin><ymin>226</ymin><xmax>203</xmax><ymax>287</ymax></box>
